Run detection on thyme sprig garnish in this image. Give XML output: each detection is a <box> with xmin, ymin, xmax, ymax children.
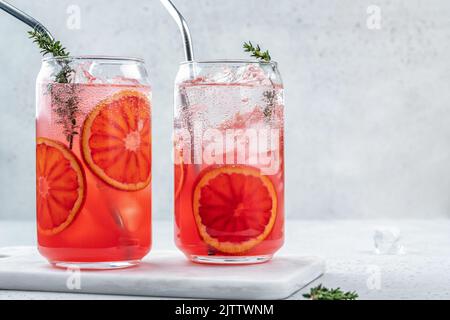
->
<box><xmin>243</xmin><ymin>41</ymin><xmax>271</xmax><ymax>62</ymax></box>
<box><xmin>50</xmin><ymin>85</ymin><xmax>80</xmax><ymax>149</ymax></box>
<box><xmin>28</xmin><ymin>29</ymin><xmax>70</xmax><ymax>57</ymax></box>
<box><xmin>263</xmin><ymin>90</ymin><xmax>276</xmax><ymax>118</ymax></box>
<box><xmin>29</xmin><ymin>29</ymin><xmax>79</xmax><ymax>149</ymax></box>
<box><xmin>303</xmin><ymin>284</ymin><xmax>359</xmax><ymax>300</ymax></box>
<box><xmin>28</xmin><ymin>29</ymin><xmax>72</xmax><ymax>83</ymax></box>
<box><xmin>243</xmin><ymin>41</ymin><xmax>277</xmax><ymax>119</ymax></box>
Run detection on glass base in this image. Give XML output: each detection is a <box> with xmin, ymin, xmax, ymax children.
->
<box><xmin>190</xmin><ymin>254</ymin><xmax>273</xmax><ymax>265</ymax></box>
<box><xmin>51</xmin><ymin>259</ymin><xmax>140</xmax><ymax>270</ymax></box>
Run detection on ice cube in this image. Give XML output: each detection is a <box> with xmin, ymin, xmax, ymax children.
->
<box><xmin>206</xmin><ymin>67</ymin><xmax>236</xmax><ymax>83</ymax></box>
<box><xmin>110</xmin><ymin>76</ymin><xmax>141</xmax><ymax>85</ymax></box>
<box><xmin>71</xmin><ymin>61</ymin><xmax>104</xmax><ymax>84</ymax></box>
<box><xmin>237</xmin><ymin>64</ymin><xmax>272</xmax><ymax>86</ymax></box>
<box><xmin>203</xmin><ymin>64</ymin><xmax>272</xmax><ymax>85</ymax></box>
<box><xmin>373</xmin><ymin>226</ymin><xmax>405</xmax><ymax>255</ymax></box>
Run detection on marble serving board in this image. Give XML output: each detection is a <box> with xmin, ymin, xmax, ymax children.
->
<box><xmin>0</xmin><ymin>246</ymin><xmax>325</xmax><ymax>299</ymax></box>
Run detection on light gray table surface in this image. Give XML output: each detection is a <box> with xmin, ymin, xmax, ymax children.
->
<box><xmin>0</xmin><ymin>219</ymin><xmax>449</xmax><ymax>300</ymax></box>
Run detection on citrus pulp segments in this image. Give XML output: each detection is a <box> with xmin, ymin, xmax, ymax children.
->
<box><xmin>36</xmin><ymin>137</ymin><xmax>86</xmax><ymax>235</ymax></box>
<box><xmin>193</xmin><ymin>166</ymin><xmax>277</xmax><ymax>254</ymax></box>
<box><xmin>81</xmin><ymin>90</ymin><xmax>151</xmax><ymax>191</ymax></box>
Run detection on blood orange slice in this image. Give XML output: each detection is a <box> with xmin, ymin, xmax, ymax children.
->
<box><xmin>81</xmin><ymin>90</ymin><xmax>151</xmax><ymax>191</ymax></box>
<box><xmin>193</xmin><ymin>166</ymin><xmax>277</xmax><ymax>253</ymax></box>
<box><xmin>36</xmin><ymin>138</ymin><xmax>86</xmax><ymax>235</ymax></box>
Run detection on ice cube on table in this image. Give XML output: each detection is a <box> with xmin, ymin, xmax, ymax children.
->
<box><xmin>373</xmin><ymin>226</ymin><xmax>405</xmax><ymax>255</ymax></box>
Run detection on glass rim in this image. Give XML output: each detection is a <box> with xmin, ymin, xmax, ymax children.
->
<box><xmin>180</xmin><ymin>59</ymin><xmax>278</xmax><ymax>66</ymax></box>
<box><xmin>42</xmin><ymin>55</ymin><xmax>144</xmax><ymax>63</ymax></box>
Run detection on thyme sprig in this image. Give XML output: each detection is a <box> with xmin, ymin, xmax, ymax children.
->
<box><xmin>28</xmin><ymin>29</ymin><xmax>70</xmax><ymax>58</ymax></box>
<box><xmin>50</xmin><ymin>85</ymin><xmax>80</xmax><ymax>149</ymax></box>
<box><xmin>243</xmin><ymin>41</ymin><xmax>277</xmax><ymax>119</ymax></box>
<box><xmin>303</xmin><ymin>284</ymin><xmax>359</xmax><ymax>300</ymax></box>
<box><xmin>28</xmin><ymin>29</ymin><xmax>72</xmax><ymax>83</ymax></box>
<box><xmin>263</xmin><ymin>90</ymin><xmax>276</xmax><ymax>118</ymax></box>
<box><xmin>243</xmin><ymin>41</ymin><xmax>271</xmax><ymax>62</ymax></box>
<box><xmin>29</xmin><ymin>29</ymin><xmax>78</xmax><ymax>148</ymax></box>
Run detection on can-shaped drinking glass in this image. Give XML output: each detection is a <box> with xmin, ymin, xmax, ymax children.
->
<box><xmin>36</xmin><ymin>56</ymin><xmax>152</xmax><ymax>269</ymax></box>
<box><xmin>174</xmin><ymin>60</ymin><xmax>284</xmax><ymax>264</ymax></box>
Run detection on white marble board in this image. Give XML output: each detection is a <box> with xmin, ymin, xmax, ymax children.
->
<box><xmin>0</xmin><ymin>246</ymin><xmax>325</xmax><ymax>299</ymax></box>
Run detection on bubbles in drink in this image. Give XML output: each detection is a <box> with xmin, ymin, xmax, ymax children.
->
<box><xmin>174</xmin><ymin>62</ymin><xmax>285</xmax><ymax>262</ymax></box>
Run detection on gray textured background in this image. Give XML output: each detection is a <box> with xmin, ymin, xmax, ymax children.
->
<box><xmin>1</xmin><ymin>0</ymin><xmax>450</xmax><ymax>220</ymax></box>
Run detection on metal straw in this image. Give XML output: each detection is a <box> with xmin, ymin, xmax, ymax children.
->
<box><xmin>159</xmin><ymin>0</ymin><xmax>194</xmax><ymax>61</ymax></box>
<box><xmin>0</xmin><ymin>0</ymin><xmax>53</xmax><ymax>39</ymax></box>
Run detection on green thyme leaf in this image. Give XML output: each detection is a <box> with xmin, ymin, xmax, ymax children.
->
<box><xmin>29</xmin><ymin>29</ymin><xmax>79</xmax><ymax>148</ymax></box>
<box><xmin>28</xmin><ymin>30</ymin><xmax>70</xmax><ymax>58</ymax></box>
<box><xmin>243</xmin><ymin>41</ymin><xmax>271</xmax><ymax>62</ymax></box>
<box><xmin>303</xmin><ymin>284</ymin><xmax>359</xmax><ymax>300</ymax></box>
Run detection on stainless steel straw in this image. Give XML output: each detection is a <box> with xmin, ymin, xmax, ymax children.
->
<box><xmin>159</xmin><ymin>0</ymin><xmax>194</xmax><ymax>61</ymax></box>
<box><xmin>160</xmin><ymin>0</ymin><xmax>197</xmax><ymax>167</ymax></box>
<box><xmin>0</xmin><ymin>0</ymin><xmax>53</xmax><ymax>39</ymax></box>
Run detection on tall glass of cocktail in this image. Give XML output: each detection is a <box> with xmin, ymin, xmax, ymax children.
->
<box><xmin>174</xmin><ymin>60</ymin><xmax>284</xmax><ymax>264</ymax></box>
<box><xmin>36</xmin><ymin>56</ymin><xmax>152</xmax><ymax>269</ymax></box>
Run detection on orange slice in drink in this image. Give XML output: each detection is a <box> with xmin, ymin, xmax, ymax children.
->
<box><xmin>36</xmin><ymin>138</ymin><xmax>86</xmax><ymax>235</ymax></box>
<box><xmin>193</xmin><ymin>165</ymin><xmax>277</xmax><ymax>253</ymax></box>
<box><xmin>81</xmin><ymin>90</ymin><xmax>151</xmax><ymax>191</ymax></box>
